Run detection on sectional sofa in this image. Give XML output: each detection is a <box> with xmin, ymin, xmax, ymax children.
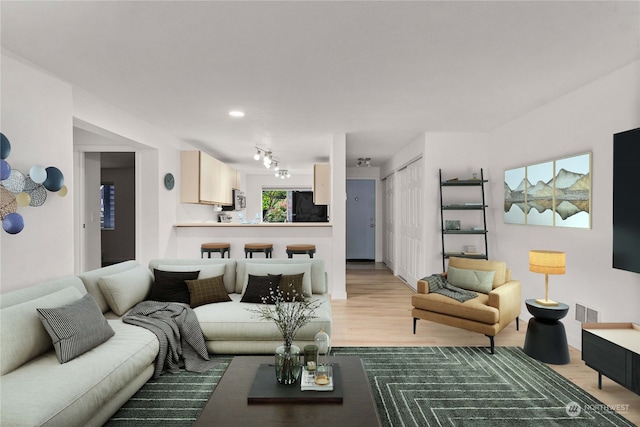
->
<box><xmin>0</xmin><ymin>258</ymin><xmax>331</xmax><ymax>427</ymax></box>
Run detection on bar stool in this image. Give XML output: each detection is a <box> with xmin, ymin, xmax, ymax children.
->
<box><xmin>201</xmin><ymin>242</ymin><xmax>231</xmax><ymax>258</ymax></box>
<box><xmin>244</xmin><ymin>243</ymin><xmax>273</xmax><ymax>258</ymax></box>
<box><xmin>286</xmin><ymin>244</ymin><xmax>316</xmax><ymax>258</ymax></box>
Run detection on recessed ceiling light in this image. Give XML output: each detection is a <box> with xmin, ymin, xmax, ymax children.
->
<box><xmin>229</xmin><ymin>110</ymin><xmax>245</xmax><ymax>118</ymax></box>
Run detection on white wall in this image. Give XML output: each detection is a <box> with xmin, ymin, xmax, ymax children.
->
<box><xmin>73</xmin><ymin>88</ymin><xmax>184</xmax><ymax>267</ymax></box>
<box><xmin>422</xmin><ymin>133</ymin><xmax>491</xmax><ymax>276</ymax></box>
<box><xmin>330</xmin><ymin>134</ymin><xmax>347</xmax><ymax>299</ymax></box>
<box><xmin>1</xmin><ymin>53</ymin><xmax>74</xmax><ymax>292</ymax></box>
<box><xmin>489</xmin><ymin>61</ymin><xmax>640</xmax><ymax>349</ymax></box>
<box><xmin>1</xmin><ymin>51</ymin><xmax>193</xmax><ymax>291</ymax></box>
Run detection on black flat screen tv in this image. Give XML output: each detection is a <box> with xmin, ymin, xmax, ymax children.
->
<box><xmin>612</xmin><ymin>127</ymin><xmax>640</xmax><ymax>273</ymax></box>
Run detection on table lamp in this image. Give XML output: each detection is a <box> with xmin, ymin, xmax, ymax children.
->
<box><xmin>529</xmin><ymin>250</ymin><xmax>565</xmax><ymax>306</ymax></box>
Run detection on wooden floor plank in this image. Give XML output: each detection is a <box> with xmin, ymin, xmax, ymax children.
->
<box><xmin>331</xmin><ymin>263</ymin><xmax>640</xmax><ymax>425</ymax></box>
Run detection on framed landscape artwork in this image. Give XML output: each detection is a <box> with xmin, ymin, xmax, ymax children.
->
<box><xmin>504</xmin><ymin>152</ymin><xmax>592</xmax><ymax>229</ymax></box>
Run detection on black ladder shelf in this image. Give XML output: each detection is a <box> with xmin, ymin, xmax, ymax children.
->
<box><xmin>439</xmin><ymin>168</ymin><xmax>489</xmax><ymax>271</ymax></box>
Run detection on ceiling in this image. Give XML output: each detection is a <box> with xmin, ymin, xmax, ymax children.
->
<box><xmin>2</xmin><ymin>1</ymin><xmax>638</xmax><ymax>174</ymax></box>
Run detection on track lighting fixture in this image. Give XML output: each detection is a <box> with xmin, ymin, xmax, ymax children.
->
<box><xmin>253</xmin><ymin>146</ymin><xmax>290</xmax><ymax>177</ymax></box>
<box><xmin>275</xmin><ymin>170</ymin><xmax>290</xmax><ymax>179</ymax></box>
<box><xmin>357</xmin><ymin>157</ymin><xmax>371</xmax><ymax>167</ymax></box>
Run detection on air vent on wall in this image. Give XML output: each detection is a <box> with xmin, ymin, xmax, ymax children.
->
<box><xmin>575</xmin><ymin>303</ymin><xmax>599</xmax><ymax>323</ymax></box>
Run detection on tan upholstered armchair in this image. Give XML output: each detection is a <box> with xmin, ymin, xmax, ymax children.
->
<box><xmin>411</xmin><ymin>257</ymin><xmax>521</xmax><ymax>354</ymax></box>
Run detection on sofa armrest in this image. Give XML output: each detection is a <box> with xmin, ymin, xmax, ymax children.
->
<box><xmin>417</xmin><ymin>279</ymin><xmax>430</xmax><ymax>294</ymax></box>
<box><xmin>416</xmin><ymin>273</ymin><xmax>447</xmax><ymax>294</ymax></box>
<box><xmin>488</xmin><ymin>280</ymin><xmax>521</xmax><ymax>320</ymax></box>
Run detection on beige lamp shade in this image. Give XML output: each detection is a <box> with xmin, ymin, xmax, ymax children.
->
<box><xmin>529</xmin><ymin>250</ymin><xmax>565</xmax><ymax>306</ymax></box>
<box><xmin>529</xmin><ymin>250</ymin><xmax>566</xmax><ymax>275</ymax></box>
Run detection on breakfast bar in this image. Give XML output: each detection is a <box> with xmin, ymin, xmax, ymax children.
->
<box><xmin>174</xmin><ymin>222</ymin><xmax>333</xmax><ymax>259</ymax></box>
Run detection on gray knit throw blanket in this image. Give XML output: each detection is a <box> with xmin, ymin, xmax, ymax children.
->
<box><xmin>423</xmin><ymin>274</ymin><xmax>477</xmax><ymax>302</ymax></box>
<box><xmin>124</xmin><ymin>301</ymin><xmax>219</xmax><ymax>378</ymax></box>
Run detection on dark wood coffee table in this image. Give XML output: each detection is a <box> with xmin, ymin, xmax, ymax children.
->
<box><xmin>193</xmin><ymin>355</ymin><xmax>381</xmax><ymax>426</ymax></box>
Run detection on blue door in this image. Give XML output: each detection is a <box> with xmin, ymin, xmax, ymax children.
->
<box><xmin>346</xmin><ymin>179</ymin><xmax>375</xmax><ymax>260</ymax></box>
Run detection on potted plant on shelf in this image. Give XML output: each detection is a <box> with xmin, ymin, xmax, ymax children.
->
<box><xmin>249</xmin><ymin>288</ymin><xmax>322</xmax><ymax>385</ymax></box>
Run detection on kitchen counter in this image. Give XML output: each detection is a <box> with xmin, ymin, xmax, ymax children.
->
<box><xmin>172</xmin><ymin>220</ymin><xmax>340</xmax><ymax>298</ymax></box>
<box><xmin>173</xmin><ymin>222</ymin><xmax>333</xmax><ymax>261</ymax></box>
<box><xmin>175</xmin><ymin>222</ymin><xmax>332</xmax><ymax>227</ymax></box>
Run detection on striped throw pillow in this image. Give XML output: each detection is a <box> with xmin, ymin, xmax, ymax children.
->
<box><xmin>37</xmin><ymin>293</ymin><xmax>115</xmax><ymax>364</ymax></box>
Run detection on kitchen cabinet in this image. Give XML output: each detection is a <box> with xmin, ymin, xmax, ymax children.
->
<box><xmin>180</xmin><ymin>151</ymin><xmax>236</xmax><ymax>205</ymax></box>
<box><xmin>217</xmin><ymin>161</ymin><xmax>234</xmax><ymax>205</ymax></box>
<box><xmin>313</xmin><ymin>163</ymin><xmax>331</xmax><ymax>205</ymax></box>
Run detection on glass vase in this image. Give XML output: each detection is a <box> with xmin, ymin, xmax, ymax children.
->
<box><xmin>275</xmin><ymin>344</ymin><xmax>302</xmax><ymax>385</ymax></box>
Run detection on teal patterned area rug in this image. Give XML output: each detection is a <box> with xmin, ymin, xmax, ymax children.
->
<box><xmin>106</xmin><ymin>347</ymin><xmax>633</xmax><ymax>426</ymax></box>
<box><xmin>104</xmin><ymin>357</ymin><xmax>231</xmax><ymax>427</ymax></box>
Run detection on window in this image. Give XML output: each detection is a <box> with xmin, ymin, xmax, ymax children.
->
<box><xmin>101</xmin><ymin>184</ymin><xmax>115</xmax><ymax>229</ymax></box>
<box><xmin>262</xmin><ymin>190</ymin><xmax>290</xmax><ymax>222</ymax></box>
<box><xmin>261</xmin><ymin>189</ymin><xmax>328</xmax><ymax>223</ymax></box>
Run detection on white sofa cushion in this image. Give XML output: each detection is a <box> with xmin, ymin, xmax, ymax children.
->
<box><xmin>0</xmin><ymin>286</ymin><xmax>83</xmax><ymax>375</ymax></box>
<box><xmin>235</xmin><ymin>259</ymin><xmax>326</xmax><ymax>295</ymax></box>
<box><xmin>0</xmin><ymin>319</ymin><xmax>158</xmax><ymax>427</ymax></box>
<box><xmin>98</xmin><ymin>265</ymin><xmax>154</xmax><ymax>316</ymax></box>
<box><xmin>159</xmin><ymin>263</ymin><xmax>226</xmax><ymax>279</ymax></box>
<box><xmin>77</xmin><ymin>260</ymin><xmax>143</xmax><ymax>313</ymax></box>
<box><xmin>195</xmin><ymin>294</ymin><xmax>332</xmax><ymax>342</ymax></box>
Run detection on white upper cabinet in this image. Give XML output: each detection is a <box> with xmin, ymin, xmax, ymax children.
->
<box><xmin>180</xmin><ymin>151</ymin><xmax>236</xmax><ymax>205</ymax></box>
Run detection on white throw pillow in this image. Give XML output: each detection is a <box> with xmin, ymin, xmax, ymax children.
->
<box><xmin>243</xmin><ymin>263</ymin><xmax>312</xmax><ymax>297</ymax></box>
<box><xmin>158</xmin><ymin>264</ymin><xmax>226</xmax><ymax>279</ymax></box>
<box><xmin>0</xmin><ymin>286</ymin><xmax>83</xmax><ymax>375</ymax></box>
<box><xmin>98</xmin><ymin>266</ymin><xmax>153</xmax><ymax>316</ymax></box>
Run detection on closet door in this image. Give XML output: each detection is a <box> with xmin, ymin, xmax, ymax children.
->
<box><xmin>382</xmin><ymin>173</ymin><xmax>395</xmax><ymax>271</ymax></box>
<box><xmin>396</xmin><ymin>157</ymin><xmax>424</xmax><ymax>289</ymax></box>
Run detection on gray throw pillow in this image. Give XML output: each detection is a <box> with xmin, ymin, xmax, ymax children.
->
<box><xmin>447</xmin><ymin>266</ymin><xmax>496</xmax><ymax>294</ymax></box>
<box><xmin>36</xmin><ymin>293</ymin><xmax>115</xmax><ymax>364</ymax></box>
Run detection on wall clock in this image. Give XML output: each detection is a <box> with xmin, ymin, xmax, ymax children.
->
<box><xmin>164</xmin><ymin>173</ymin><xmax>175</xmax><ymax>190</ymax></box>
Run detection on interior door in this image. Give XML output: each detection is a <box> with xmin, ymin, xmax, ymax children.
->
<box><xmin>346</xmin><ymin>179</ymin><xmax>375</xmax><ymax>261</ymax></box>
<box><xmin>382</xmin><ymin>173</ymin><xmax>395</xmax><ymax>270</ymax></box>
<box><xmin>83</xmin><ymin>152</ymin><xmax>102</xmax><ymax>271</ymax></box>
<box><xmin>396</xmin><ymin>158</ymin><xmax>424</xmax><ymax>288</ymax></box>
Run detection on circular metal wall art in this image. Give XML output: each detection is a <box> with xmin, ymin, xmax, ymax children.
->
<box><xmin>0</xmin><ymin>187</ymin><xmax>17</xmax><ymax>218</ymax></box>
<box><xmin>23</xmin><ymin>177</ymin><xmax>47</xmax><ymax>207</ymax></box>
<box><xmin>2</xmin><ymin>169</ymin><xmax>25</xmax><ymax>193</ymax></box>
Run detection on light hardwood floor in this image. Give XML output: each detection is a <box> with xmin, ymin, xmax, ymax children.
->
<box><xmin>330</xmin><ymin>263</ymin><xmax>640</xmax><ymax>425</ymax></box>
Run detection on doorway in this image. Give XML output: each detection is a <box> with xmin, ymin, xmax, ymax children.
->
<box><xmin>80</xmin><ymin>151</ymin><xmax>136</xmax><ymax>269</ymax></box>
<box><xmin>100</xmin><ymin>152</ymin><xmax>135</xmax><ymax>266</ymax></box>
<box><xmin>346</xmin><ymin>179</ymin><xmax>375</xmax><ymax>261</ymax></box>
